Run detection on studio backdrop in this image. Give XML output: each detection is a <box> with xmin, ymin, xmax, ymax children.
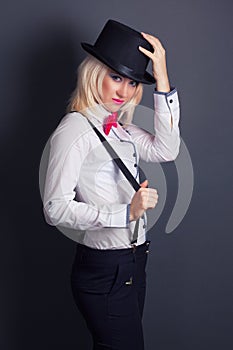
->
<box><xmin>1</xmin><ymin>1</ymin><xmax>233</xmax><ymax>349</ymax></box>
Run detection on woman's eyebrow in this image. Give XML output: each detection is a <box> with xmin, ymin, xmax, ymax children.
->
<box><xmin>109</xmin><ymin>71</ymin><xmax>120</xmax><ymax>76</ymax></box>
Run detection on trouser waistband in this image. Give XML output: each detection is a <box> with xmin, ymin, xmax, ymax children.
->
<box><xmin>75</xmin><ymin>240</ymin><xmax>151</xmax><ymax>265</ymax></box>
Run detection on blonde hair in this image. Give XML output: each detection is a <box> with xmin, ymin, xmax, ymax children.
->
<box><xmin>67</xmin><ymin>56</ymin><xmax>143</xmax><ymax>124</ymax></box>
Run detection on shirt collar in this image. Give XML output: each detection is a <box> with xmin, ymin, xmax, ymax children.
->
<box><xmin>83</xmin><ymin>104</ymin><xmax>112</xmax><ymax>125</ymax></box>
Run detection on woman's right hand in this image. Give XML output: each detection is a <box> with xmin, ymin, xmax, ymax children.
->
<box><xmin>129</xmin><ymin>180</ymin><xmax>158</xmax><ymax>221</ymax></box>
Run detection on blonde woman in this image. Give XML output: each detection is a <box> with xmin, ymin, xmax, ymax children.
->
<box><xmin>43</xmin><ymin>20</ymin><xmax>180</xmax><ymax>350</ymax></box>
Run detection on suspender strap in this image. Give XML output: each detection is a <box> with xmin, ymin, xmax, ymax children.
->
<box><xmin>87</xmin><ymin>119</ymin><xmax>141</xmax><ymax>244</ymax></box>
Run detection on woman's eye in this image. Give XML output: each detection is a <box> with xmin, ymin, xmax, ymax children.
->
<box><xmin>129</xmin><ymin>80</ymin><xmax>137</xmax><ymax>87</ymax></box>
<box><xmin>109</xmin><ymin>74</ymin><xmax>122</xmax><ymax>82</ymax></box>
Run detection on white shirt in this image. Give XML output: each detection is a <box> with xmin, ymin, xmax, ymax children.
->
<box><xmin>43</xmin><ymin>89</ymin><xmax>180</xmax><ymax>249</ymax></box>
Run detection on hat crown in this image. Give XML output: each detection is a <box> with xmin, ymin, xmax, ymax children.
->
<box><xmin>81</xmin><ymin>20</ymin><xmax>155</xmax><ymax>84</ymax></box>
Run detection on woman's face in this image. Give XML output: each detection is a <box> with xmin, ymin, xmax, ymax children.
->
<box><xmin>101</xmin><ymin>70</ymin><xmax>138</xmax><ymax>112</ymax></box>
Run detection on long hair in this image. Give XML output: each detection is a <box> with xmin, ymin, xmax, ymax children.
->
<box><xmin>67</xmin><ymin>56</ymin><xmax>143</xmax><ymax>124</ymax></box>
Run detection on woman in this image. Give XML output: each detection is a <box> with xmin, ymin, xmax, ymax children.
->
<box><xmin>43</xmin><ymin>20</ymin><xmax>180</xmax><ymax>350</ymax></box>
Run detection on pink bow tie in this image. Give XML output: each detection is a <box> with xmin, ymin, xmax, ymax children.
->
<box><xmin>103</xmin><ymin>112</ymin><xmax>118</xmax><ymax>135</ymax></box>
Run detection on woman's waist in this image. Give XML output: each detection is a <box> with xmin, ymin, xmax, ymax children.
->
<box><xmin>80</xmin><ymin>225</ymin><xmax>146</xmax><ymax>250</ymax></box>
<box><xmin>74</xmin><ymin>239</ymin><xmax>151</xmax><ymax>265</ymax></box>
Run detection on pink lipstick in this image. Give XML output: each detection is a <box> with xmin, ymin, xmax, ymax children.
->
<box><xmin>112</xmin><ymin>98</ymin><xmax>124</xmax><ymax>105</ymax></box>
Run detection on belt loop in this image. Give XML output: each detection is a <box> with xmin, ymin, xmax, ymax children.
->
<box><xmin>131</xmin><ymin>244</ymin><xmax>137</xmax><ymax>253</ymax></box>
<box><xmin>131</xmin><ymin>244</ymin><xmax>137</xmax><ymax>263</ymax></box>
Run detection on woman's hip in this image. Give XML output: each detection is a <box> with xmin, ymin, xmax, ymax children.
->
<box><xmin>70</xmin><ymin>240</ymin><xmax>151</xmax><ymax>295</ymax></box>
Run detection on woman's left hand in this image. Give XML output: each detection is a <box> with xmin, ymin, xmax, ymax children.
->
<box><xmin>139</xmin><ymin>32</ymin><xmax>170</xmax><ymax>92</ymax></box>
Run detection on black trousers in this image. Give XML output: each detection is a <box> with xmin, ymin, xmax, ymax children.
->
<box><xmin>70</xmin><ymin>240</ymin><xmax>151</xmax><ymax>350</ymax></box>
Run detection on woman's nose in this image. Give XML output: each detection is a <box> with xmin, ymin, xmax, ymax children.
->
<box><xmin>116</xmin><ymin>82</ymin><xmax>129</xmax><ymax>98</ymax></box>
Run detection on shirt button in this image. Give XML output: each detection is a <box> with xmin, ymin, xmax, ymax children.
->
<box><xmin>169</xmin><ymin>99</ymin><xmax>173</xmax><ymax>103</ymax></box>
<box><xmin>133</xmin><ymin>153</ymin><xmax>136</xmax><ymax>157</ymax></box>
<box><xmin>143</xmin><ymin>224</ymin><xmax>146</xmax><ymax>229</ymax></box>
<box><xmin>134</xmin><ymin>164</ymin><xmax>137</xmax><ymax>167</ymax></box>
<box><xmin>48</xmin><ymin>201</ymin><xmax>52</xmax><ymax>205</ymax></box>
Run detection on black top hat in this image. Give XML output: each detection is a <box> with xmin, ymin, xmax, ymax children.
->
<box><xmin>81</xmin><ymin>20</ymin><xmax>155</xmax><ymax>85</ymax></box>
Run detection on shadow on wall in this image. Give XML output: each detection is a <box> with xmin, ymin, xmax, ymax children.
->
<box><xmin>1</xmin><ymin>22</ymin><xmax>92</xmax><ymax>350</ymax></box>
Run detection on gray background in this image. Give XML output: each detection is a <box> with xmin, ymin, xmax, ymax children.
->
<box><xmin>1</xmin><ymin>0</ymin><xmax>233</xmax><ymax>349</ymax></box>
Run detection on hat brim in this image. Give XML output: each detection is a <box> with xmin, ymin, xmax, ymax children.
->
<box><xmin>81</xmin><ymin>43</ymin><xmax>155</xmax><ymax>85</ymax></box>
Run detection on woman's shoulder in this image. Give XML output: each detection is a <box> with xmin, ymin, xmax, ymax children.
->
<box><xmin>50</xmin><ymin>111</ymin><xmax>91</xmax><ymax>147</ymax></box>
<box><xmin>59</xmin><ymin>111</ymin><xmax>89</xmax><ymax>128</ymax></box>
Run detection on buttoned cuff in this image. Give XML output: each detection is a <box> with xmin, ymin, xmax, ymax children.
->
<box><xmin>153</xmin><ymin>87</ymin><xmax>179</xmax><ymax>114</ymax></box>
<box><xmin>109</xmin><ymin>204</ymin><xmax>131</xmax><ymax>228</ymax></box>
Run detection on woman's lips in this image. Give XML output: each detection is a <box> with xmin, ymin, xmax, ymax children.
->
<box><xmin>112</xmin><ymin>98</ymin><xmax>124</xmax><ymax>105</ymax></box>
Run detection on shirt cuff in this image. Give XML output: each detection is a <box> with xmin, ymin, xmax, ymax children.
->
<box><xmin>126</xmin><ymin>204</ymin><xmax>131</xmax><ymax>227</ymax></box>
<box><xmin>154</xmin><ymin>86</ymin><xmax>177</xmax><ymax>97</ymax></box>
